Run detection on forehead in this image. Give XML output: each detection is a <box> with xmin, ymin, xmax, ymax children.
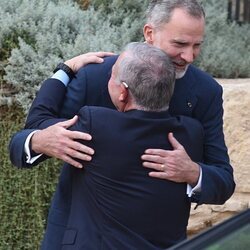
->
<box><xmin>158</xmin><ymin>8</ymin><xmax>205</xmax><ymax>40</ymax></box>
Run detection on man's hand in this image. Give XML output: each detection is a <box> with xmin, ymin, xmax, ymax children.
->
<box><xmin>141</xmin><ymin>133</ymin><xmax>200</xmax><ymax>187</ymax></box>
<box><xmin>31</xmin><ymin>116</ymin><xmax>94</xmax><ymax>168</ymax></box>
<box><xmin>65</xmin><ymin>51</ymin><xmax>115</xmax><ymax>73</ymax></box>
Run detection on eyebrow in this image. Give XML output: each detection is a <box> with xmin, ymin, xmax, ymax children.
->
<box><xmin>171</xmin><ymin>38</ymin><xmax>204</xmax><ymax>44</ymax></box>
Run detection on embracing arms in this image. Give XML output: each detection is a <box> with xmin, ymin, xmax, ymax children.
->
<box><xmin>142</xmin><ymin>73</ymin><xmax>235</xmax><ymax>205</ymax></box>
<box><xmin>9</xmin><ymin>57</ymin><xmax>235</xmax><ymax>205</ymax></box>
<box><xmin>9</xmin><ymin>52</ymin><xmax>114</xmax><ymax>168</ymax></box>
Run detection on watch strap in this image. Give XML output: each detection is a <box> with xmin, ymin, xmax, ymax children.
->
<box><xmin>53</xmin><ymin>63</ymin><xmax>75</xmax><ymax>80</ymax></box>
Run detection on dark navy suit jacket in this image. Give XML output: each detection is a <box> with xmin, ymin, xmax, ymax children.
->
<box><xmin>24</xmin><ymin>77</ymin><xmax>204</xmax><ymax>249</ymax></box>
<box><xmin>9</xmin><ymin>56</ymin><xmax>235</xmax><ymax>248</ymax></box>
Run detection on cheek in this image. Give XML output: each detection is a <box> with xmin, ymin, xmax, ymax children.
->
<box><xmin>108</xmin><ymin>81</ymin><xmax>116</xmax><ymax>99</ymax></box>
<box><xmin>108</xmin><ymin>81</ymin><xmax>112</xmax><ymax>95</ymax></box>
<box><xmin>152</xmin><ymin>38</ymin><xmax>180</xmax><ymax>59</ymax></box>
<box><xmin>152</xmin><ymin>33</ymin><xmax>168</xmax><ymax>51</ymax></box>
<box><xmin>163</xmin><ymin>46</ymin><xmax>181</xmax><ymax>59</ymax></box>
<box><xmin>158</xmin><ymin>45</ymin><xmax>183</xmax><ymax>62</ymax></box>
<box><xmin>193</xmin><ymin>47</ymin><xmax>201</xmax><ymax>58</ymax></box>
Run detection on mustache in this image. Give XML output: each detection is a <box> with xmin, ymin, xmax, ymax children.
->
<box><xmin>172</xmin><ymin>60</ymin><xmax>187</xmax><ymax>66</ymax></box>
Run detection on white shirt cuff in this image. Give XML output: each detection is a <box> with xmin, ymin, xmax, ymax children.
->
<box><xmin>51</xmin><ymin>69</ymin><xmax>70</xmax><ymax>86</ymax></box>
<box><xmin>186</xmin><ymin>166</ymin><xmax>202</xmax><ymax>197</ymax></box>
<box><xmin>24</xmin><ymin>130</ymin><xmax>43</xmax><ymax>164</ymax></box>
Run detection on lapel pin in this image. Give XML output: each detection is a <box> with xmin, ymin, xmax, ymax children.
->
<box><xmin>187</xmin><ymin>102</ymin><xmax>192</xmax><ymax>108</ymax></box>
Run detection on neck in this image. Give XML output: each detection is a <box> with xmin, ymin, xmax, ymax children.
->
<box><xmin>121</xmin><ymin>102</ymin><xmax>139</xmax><ymax>112</ymax></box>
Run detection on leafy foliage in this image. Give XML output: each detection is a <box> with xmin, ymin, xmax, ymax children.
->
<box><xmin>0</xmin><ymin>106</ymin><xmax>61</xmax><ymax>249</ymax></box>
<box><xmin>1</xmin><ymin>0</ymin><xmax>250</xmax><ymax>113</ymax></box>
<box><xmin>1</xmin><ymin>0</ymin><xmax>144</xmax><ymax>113</ymax></box>
<box><xmin>197</xmin><ymin>0</ymin><xmax>250</xmax><ymax>78</ymax></box>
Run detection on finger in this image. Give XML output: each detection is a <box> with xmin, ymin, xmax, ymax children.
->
<box><xmin>65</xmin><ymin>147</ymin><xmax>93</xmax><ymax>162</ymax></box>
<box><xmin>143</xmin><ymin>148</ymin><xmax>169</xmax><ymax>156</ymax></box>
<box><xmin>148</xmin><ymin>171</ymin><xmax>168</xmax><ymax>180</ymax></box>
<box><xmin>168</xmin><ymin>132</ymin><xmax>183</xmax><ymax>150</ymax></box>
<box><xmin>64</xmin><ymin>130</ymin><xmax>92</xmax><ymax>141</ymax></box>
<box><xmin>70</xmin><ymin>140</ymin><xmax>94</xmax><ymax>155</ymax></box>
<box><xmin>141</xmin><ymin>154</ymin><xmax>165</xmax><ymax>163</ymax></box>
<box><xmin>89</xmin><ymin>51</ymin><xmax>115</xmax><ymax>57</ymax></box>
<box><xmin>58</xmin><ymin>116</ymin><xmax>78</xmax><ymax>129</ymax></box>
<box><xmin>62</xmin><ymin>155</ymin><xmax>83</xmax><ymax>169</ymax></box>
<box><xmin>142</xmin><ymin>161</ymin><xmax>164</xmax><ymax>171</ymax></box>
<box><xmin>87</xmin><ymin>53</ymin><xmax>114</xmax><ymax>64</ymax></box>
<box><xmin>87</xmin><ymin>56</ymin><xmax>105</xmax><ymax>64</ymax></box>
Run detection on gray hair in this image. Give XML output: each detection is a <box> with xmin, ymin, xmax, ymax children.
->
<box><xmin>146</xmin><ymin>0</ymin><xmax>205</xmax><ymax>29</ymax></box>
<box><xmin>117</xmin><ymin>42</ymin><xmax>175</xmax><ymax>112</ymax></box>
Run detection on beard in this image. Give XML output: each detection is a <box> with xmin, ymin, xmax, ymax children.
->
<box><xmin>175</xmin><ymin>64</ymin><xmax>189</xmax><ymax>79</ymax></box>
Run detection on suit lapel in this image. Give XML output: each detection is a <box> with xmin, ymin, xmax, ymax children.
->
<box><xmin>169</xmin><ymin>66</ymin><xmax>198</xmax><ymax>117</ymax></box>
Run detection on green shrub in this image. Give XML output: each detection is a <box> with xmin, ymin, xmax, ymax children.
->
<box><xmin>90</xmin><ymin>0</ymin><xmax>148</xmax><ymax>23</ymax></box>
<box><xmin>0</xmin><ymin>106</ymin><xmax>62</xmax><ymax>249</ymax></box>
<box><xmin>2</xmin><ymin>0</ymin><xmax>250</xmax><ymax>112</ymax></box>
<box><xmin>196</xmin><ymin>0</ymin><xmax>250</xmax><ymax>78</ymax></box>
<box><xmin>2</xmin><ymin>0</ymin><xmax>143</xmax><ymax>113</ymax></box>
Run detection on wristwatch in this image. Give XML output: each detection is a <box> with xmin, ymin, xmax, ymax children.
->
<box><xmin>53</xmin><ymin>63</ymin><xmax>75</xmax><ymax>80</ymax></box>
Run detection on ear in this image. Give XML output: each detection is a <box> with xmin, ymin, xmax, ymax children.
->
<box><xmin>143</xmin><ymin>24</ymin><xmax>154</xmax><ymax>44</ymax></box>
<box><xmin>118</xmin><ymin>84</ymin><xmax>128</xmax><ymax>103</ymax></box>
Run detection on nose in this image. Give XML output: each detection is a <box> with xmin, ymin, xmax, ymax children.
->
<box><xmin>180</xmin><ymin>48</ymin><xmax>195</xmax><ymax>64</ymax></box>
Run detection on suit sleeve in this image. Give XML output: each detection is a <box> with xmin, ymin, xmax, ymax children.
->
<box><xmin>25</xmin><ymin>78</ymin><xmax>67</xmax><ymax>129</ymax></box>
<box><xmin>8</xmin><ymin>76</ymin><xmax>83</xmax><ymax>168</ymax></box>
<box><xmin>9</xmin><ymin>56</ymin><xmax>117</xmax><ymax>168</ymax></box>
<box><xmin>9</xmin><ymin>78</ymin><xmax>68</xmax><ymax>167</ymax></box>
<box><xmin>8</xmin><ymin>68</ymin><xmax>89</xmax><ymax>168</ymax></box>
<box><xmin>9</xmin><ymin>62</ymin><xmax>96</xmax><ymax>168</ymax></box>
<box><xmin>192</xmin><ymin>84</ymin><xmax>235</xmax><ymax>205</ymax></box>
<box><xmin>9</xmin><ymin>129</ymin><xmax>47</xmax><ymax>167</ymax></box>
<box><xmin>60</xmin><ymin>55</ymin><xmax>118</xmax><ymax>118</ymax></box>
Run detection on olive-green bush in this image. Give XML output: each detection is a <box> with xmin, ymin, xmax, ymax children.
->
<box><xmin>1</xmin><ymin>0</ymin><xmax>250</xmax><ymax>112</ymax></box>
<box><xmin>196</xmin><ymin>0</ymin><xmax>250</xmax><ymax>78</ymax></box>
<box><xmin>1</xmin><ymin>0</ymin><xmax>144</xmax><ymax>113</ymax></box>
<box><xmin>0</xmin><ymin>106</ymin><xmax>61</xmax><ymax>249</ymax></box>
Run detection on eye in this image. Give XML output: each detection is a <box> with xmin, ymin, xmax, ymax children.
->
<box><xmin>174</xmin><ymin>42</ymin><xmax>187</xmax><ymax>48</ymax></box>
<box><xmin>194</xmin><ymin>41</ymin><xmax>203</xmax><ymax>48</ymax></box>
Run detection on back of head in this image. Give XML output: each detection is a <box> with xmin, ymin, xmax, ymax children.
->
<box><xmin>118</xmin><ymin>42</ymin><xmax>175</xmax><ymax>111</ymax></box>
<box><xmin>146</xmin><ymin>0</ymin><xmax>205</xmax><ymax>28</ymax></box>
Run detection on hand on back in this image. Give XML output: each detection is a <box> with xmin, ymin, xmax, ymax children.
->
<box><xmin>31</xmin><ymin>116</ymin><xmax>94</xmax><ymax>168</ymax></box>
<box><xmin>141</xmin><ymin>133</ymin><xmax>200</xmax><ymax>186</ymax></box>
<box><xmin>65</xmin><ymin>51</ymin><xmax>115</xmax><ymax>73</ymax></box>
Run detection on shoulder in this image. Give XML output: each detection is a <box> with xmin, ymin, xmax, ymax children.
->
<box><xmin>76</xmin><ymin>55</ymin><xmax>119</xmax><ymax>77</ymax></box>
<box><xmin>79</xmin><ymin>106</ymin><xmax>119</xmax><ymax>117</ymax></box>
<box><xmin>61</xmin><ymin>56</ymin><xmax>118</xmax><ymax>117</ymax></box>
<box><xmin>77</xmin><ymin>106</ymin><xmax>120</xmax><ymax>133</ymax></box>
<box><xmin>74</xmin><ymin>55</ymin><xmax>119</xmax><ymax>95</ymax></box>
